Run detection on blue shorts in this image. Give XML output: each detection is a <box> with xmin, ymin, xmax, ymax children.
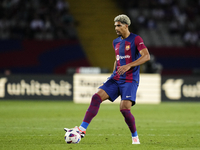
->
<box><xmin>99</xmin><ymin>78</ymin><xmax>139</xmax><ymax>106</ymax></box>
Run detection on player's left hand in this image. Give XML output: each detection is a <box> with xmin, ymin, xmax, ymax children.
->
<box><xmin>117</xmin><ymin>65</ymin><xmax>131</xmax><ymax>75</ymax></box>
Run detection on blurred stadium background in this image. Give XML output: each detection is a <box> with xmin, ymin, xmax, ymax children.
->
<box><xmin>0</xmin><ymin>0</ymin><xmax>200</xmax><ymax>102</ymax></box>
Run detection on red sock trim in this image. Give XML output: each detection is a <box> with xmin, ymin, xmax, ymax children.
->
<box><xmin>120</xmin><ymin>109</ymin><xmax>130</xmax><ymax>111</ymax></box>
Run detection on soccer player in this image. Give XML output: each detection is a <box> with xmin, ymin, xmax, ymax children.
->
<box><xmin>64</xmin><ymin>14</ymin><xmax>150</xmax><ymax>144</ymax></box>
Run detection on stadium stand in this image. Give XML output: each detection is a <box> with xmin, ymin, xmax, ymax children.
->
<box><xmin>116</xmin><ymin>0</ymin><xmax>200</xmax><ymax>47</ymax></box>
<box><xmin>0</xmin><ymin>0</ymin><xmax>77</xmax><ymax>40</ymax></box>
<box><xmin>66</xmin><ymin>0</ymin><xmax>123</xmax><ymax>73</ymax></box>
<box><xmin>115</xmin><ymin>0</ymin><xmax>200</xmax><ymax>75</ymax></box>
<box><xmin>0</xmin><ymin>0</ymin><xmax>91</xmax><ymax>74</ymax></box>
<box><xmin>0</xmin><ymin>0</ymin><xmax>200</xmax><ymax>75</ymax></box>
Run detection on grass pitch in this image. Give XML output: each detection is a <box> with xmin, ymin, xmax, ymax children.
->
<box><xmin>0</xmin><ymin>100</ymin><xmax>200</xmax><ymax>150</ymax></box>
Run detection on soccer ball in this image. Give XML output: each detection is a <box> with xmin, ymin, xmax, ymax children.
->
<box><xmin>64</xmin><ymin>129</ymin><xmax>81</xmax><ymax>144</ymax></box>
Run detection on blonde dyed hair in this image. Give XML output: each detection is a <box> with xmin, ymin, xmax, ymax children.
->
<box><xmin>114</xmin><ymin>14</ymin><xmax>131</xmax><ymax>26</ymax></box>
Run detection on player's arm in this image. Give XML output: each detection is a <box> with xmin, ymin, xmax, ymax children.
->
<box><xmin>127</xmin><ymin>48</ymin><xmax>150</xmax><ymax>67</ymax></box>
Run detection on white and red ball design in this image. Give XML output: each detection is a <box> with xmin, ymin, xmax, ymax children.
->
<box><xmin>64</xmin><ymin>129</ymin><xmax>81</xmax><ymax>144</ymax></box>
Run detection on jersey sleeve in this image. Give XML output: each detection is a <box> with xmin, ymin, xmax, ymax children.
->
<box><xmin>134</xmin><ymin>35</ymin><xmax>147</xmax><ymax>51</ymax></box>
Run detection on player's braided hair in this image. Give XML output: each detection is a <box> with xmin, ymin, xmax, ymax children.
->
<box><xmin>114</xmin><ymin>14</ymin><xmax>131</xmax><ymax>26</ymax></box>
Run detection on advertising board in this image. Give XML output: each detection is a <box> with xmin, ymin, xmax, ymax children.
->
<box><xmin>0</xmin><ymin>75</ymin><xmax>73</xmax><ymax>100</ymax></box>
<box><xmin>162</xmin><ymin>76</ymin><xmax>200</xmax><ymax>101</ymax></box>
<box><xmin>73</xmin><ymin>74</ymin><xmax>161</xmax><ymax>104</ymax></box>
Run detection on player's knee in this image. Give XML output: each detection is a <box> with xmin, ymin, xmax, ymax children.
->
<box><xmin>120</xmin><ymin>100</ymin><xmax>132</xmax><ymax>110</ymax></box>
<box><xmin>96</xmin><ymin>89</ymin><xmax>109</xmax><ymax>101</ymax></box>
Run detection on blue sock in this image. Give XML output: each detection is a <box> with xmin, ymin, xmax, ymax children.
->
<box><xmin>80</xmin><ymin>121</ymin><xmax>89</xmax><ymax>130</ymax></box>
<box><xmin>132</xmin><ymin>131</ymin><xmax>138</xmax><ymax>137</ymax></box>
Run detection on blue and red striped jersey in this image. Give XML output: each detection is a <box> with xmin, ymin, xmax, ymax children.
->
<box><xmin>110</xmin><ymin>33</ymin><xmax>146</xmax><ymax>83</ymax></box>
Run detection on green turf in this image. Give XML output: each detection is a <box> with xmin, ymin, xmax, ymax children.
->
<box><xmin>0</xmin><ymin>100</ymin><xmax>200</xmax><ymax>150</ymax></box>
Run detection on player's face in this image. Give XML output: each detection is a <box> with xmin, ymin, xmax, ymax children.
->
<box><xmin>114</xmin><ymin>21</ymin><xmax>127</xmax><ymax>37</ymax></box>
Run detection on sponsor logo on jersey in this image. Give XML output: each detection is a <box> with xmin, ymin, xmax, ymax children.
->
<box><xmin>116</xmin><ymin>55</ymin><xmax>130</xmax><ymax>61</ymax></box>
<box><xmin>139</xmin><ymin>42</ymin><xmax>144</xmax><ymax>45</ymax></box>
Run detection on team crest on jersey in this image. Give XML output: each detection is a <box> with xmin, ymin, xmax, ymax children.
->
<box><xmin>126</xmin><ymin>45</ymin><xmax>130</xmax><ymax>50</ymax></box>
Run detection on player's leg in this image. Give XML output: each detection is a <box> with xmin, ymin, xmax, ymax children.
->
<box><xmin>64</xmin><ymin>89</ymin><xmax>108</xmax><ymax>138</ymax></box>
<box><xmin>119</xmin><ymin>81</ymin><xmax>140</xmax><ymax>144</ymax></box>
<box><xmin>120</xmin><ymin>100</ymin><xmax>137</xmax><ymax>135</ymax></box>
<box><xmin>78</xmin><ymin>89</ymin><xmax>109</xmax><ymax>135</ymax></box>
<box><xmin>78</xmin><ymin>78</ymin><xmax>119</xmax><ymax>137</ymax></box>
<box><xmin>120</xmin><ymin>100</ymin><xmax>140</xmax><ymax>144</ymax></box>
<box><xmin>64</xmin><ymin>78</ymin><xmax>119</xmax><ymax>138</ymax></box>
